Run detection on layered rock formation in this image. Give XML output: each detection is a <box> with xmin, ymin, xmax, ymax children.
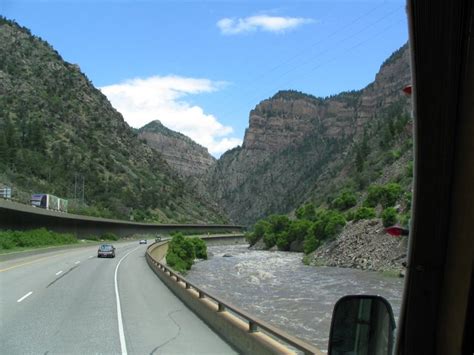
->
<box><xmin>138</xmin><ymin>120</ymin><xmax>215</xmax><ymax>178</ymax></box>
<box><xmin>207</xmin><ymin>44</ymin><xmax>412</xmax><ymax>225</ymax></box>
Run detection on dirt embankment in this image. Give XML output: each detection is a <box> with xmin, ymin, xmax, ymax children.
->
<box><xmin>308</xmin><ymin>219</ymin><xmax>408</xmax><ymax>276</ymax></box>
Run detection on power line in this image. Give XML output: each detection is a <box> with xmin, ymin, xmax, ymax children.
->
<box><xmin>252</xmin><ymin>2</ymin><xmax>389</xmax><ymax>84</ymax></box>
<box><xmin>217</xmin><ymin>5</ymin><xmax>405</xmax><ymax>122</ymax></box>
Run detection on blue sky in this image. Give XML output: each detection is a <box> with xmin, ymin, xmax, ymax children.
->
<box><xmin>1</xmin><ymin>0</ymin><xmax>408</xmax><ymax>156</ymax></box>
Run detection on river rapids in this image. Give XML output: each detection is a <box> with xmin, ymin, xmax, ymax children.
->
<box><xmin>186</xmin><ymin>245</ymin><xmax>404</xmax><ymax>352</ymax></box>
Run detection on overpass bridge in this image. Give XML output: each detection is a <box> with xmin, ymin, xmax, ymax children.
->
<box><xmin>0</xmin><ymin>199</ymin><xmax>243</xmax><ymax>237</ymax></box>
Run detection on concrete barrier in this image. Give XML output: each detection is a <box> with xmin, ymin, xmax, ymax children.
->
<box><xmin>146</xmin><ymin>242</ymin><xmax>323</xmax><ymax>355</ymax></box>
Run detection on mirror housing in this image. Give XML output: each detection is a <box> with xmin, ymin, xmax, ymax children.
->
<box><xmin>328</xmin><ymin>295</ymin><xmax>396</xmax><ymax>355</ymax></box>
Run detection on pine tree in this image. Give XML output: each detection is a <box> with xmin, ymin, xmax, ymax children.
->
<box><xmin>2</xmin><ymin>117</ymin><xmax>19</xmax><ymax>166</ymax></box>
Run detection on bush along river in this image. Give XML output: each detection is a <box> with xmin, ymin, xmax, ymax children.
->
<box><xmin>186</xmin><ymin>245</ymin><xmax>404</xmax><ymax>352</ymax></box>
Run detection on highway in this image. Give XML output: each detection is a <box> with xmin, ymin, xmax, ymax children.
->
<box><xmin>0</xmin><ymin>241</ymin><xmax>237</xmax><ymax>354</ymax></box>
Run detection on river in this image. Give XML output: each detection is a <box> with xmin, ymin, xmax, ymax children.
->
<box><xmin>186</xmin><ymin>244</ymin><xmax>404</xmax><ymax>352</ymax></box>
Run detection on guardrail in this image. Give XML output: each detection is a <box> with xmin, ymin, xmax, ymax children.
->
<box><xmin>146</xmin><ymin>242</ymin><xmax>323</xmax><ymax>355</ymax></box>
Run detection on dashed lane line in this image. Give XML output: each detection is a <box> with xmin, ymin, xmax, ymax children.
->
<box><xmin>17</xmin><ymin>291</ymin><xmax>33</xmax><ymax>303</ymax></box>
<box><xmin>56</xmin><ymin>270</ymin><xmax>63</xmax><ymax>276</ymax></box>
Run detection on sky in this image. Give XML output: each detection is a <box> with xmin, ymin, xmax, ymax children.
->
<box><xmin>1</xmin><ymin>0</ymin><xmax>408</xmax><ymax>157</ymax></box>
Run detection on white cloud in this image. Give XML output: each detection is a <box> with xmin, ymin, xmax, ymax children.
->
<box><xmin>217</xmin><ymin>15</ymin><xmax>314</xmax><ymax>35</ymax></box>
<box><xmin>100</xmin><ymin>75</ymin><xmax>242</xmax><ymax>157</ymax></box>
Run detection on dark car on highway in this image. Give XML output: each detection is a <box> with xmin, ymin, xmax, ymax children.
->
<box><xmin>97</xmin><ymin>244</ymin><xmax>115</xmax><ymax>258</ymax></box>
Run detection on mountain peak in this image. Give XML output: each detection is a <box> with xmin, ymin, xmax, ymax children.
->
<box><xmin>138</xmin><ymin>121</ymin><xmax>215</xmax><ymax>178</ymax></box>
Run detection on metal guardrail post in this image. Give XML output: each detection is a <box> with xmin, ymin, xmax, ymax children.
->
<box><xmin>218</xmin><ymin>303</ymin><xmax>226</xmax><ymax>312</ymax></box>
<box><xmin>198</xmin><ymin>291</ymin><xmax>205</xmax><ymax>299</ymax></box>
<box><xmin>249</xmin><ymin>321</ymin><xmax>258</xmax><ymax>333</ymax></box>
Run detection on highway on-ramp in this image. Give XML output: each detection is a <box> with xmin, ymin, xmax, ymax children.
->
<box><xmin>0</xmin><ymin>242</ymin><xmax>237</xmax><ymax>354</ymax></box>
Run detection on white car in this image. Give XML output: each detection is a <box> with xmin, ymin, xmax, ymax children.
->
<box><xmin>139</xmin><ymin>239</ymin><xmax>147</xmax><ymax>244</ymax></box>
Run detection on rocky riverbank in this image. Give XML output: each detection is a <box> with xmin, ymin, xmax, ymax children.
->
<box><xmin>307</xmin><ymin>219</ymin><xmax>408</xmax><ymax>276</ymax></box>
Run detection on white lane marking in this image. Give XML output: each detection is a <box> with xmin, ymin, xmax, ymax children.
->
<box><xmin>74</xmin><ymin>261</ymin><xmax>80</xmax><ymax>264</ymax></box>
<box><xmin>115</xmin><ymin>246</ymin><xmax>139</xmax><ymax>355</ymax></box>
<box><xmin>56</xmin><ymin>270</ymin><xmax>63</xmax><ymax>276</ymax></box>
<box><xmin>89</xmin><ymin>255</ymin><xmax>94</xmax><ymax>259</ymax></box>
<box><xmin>17</xmin><ymin>291</ymin><xmax>33</xmax><ymax>303</ymax></box>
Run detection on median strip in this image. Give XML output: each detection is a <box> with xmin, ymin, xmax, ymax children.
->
<box><xmin>17</xmin><ymin>291</ymin><xmax>33</xmax><ymax>303</ymax></box>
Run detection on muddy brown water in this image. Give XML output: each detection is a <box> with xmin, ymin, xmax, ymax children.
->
<box><xmin>186</xmin><ymin>245</ymin><xmax>404</xmax><ymax>352</ymax></box>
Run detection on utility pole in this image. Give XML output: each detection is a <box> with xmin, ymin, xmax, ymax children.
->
<box><xmin>81</xmin><ymin>175</ymin><xmax>85</xmax><ymax>206</ymax></box>
<box><xmin>74</xmin><ymin>173</ymin><xmax>77</xmax><ymax>206</ymax></box>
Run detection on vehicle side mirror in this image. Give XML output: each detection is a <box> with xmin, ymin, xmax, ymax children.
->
<box><xmin>328</xmin><ymin>295</ymin><xmax>396</xmax><ymax>355</ymax></box>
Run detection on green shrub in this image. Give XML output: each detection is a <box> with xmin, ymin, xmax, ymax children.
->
<box><xmin>365</xmin><ymin>185</ymin><xmax>384</xmax><ymax>207</ymax></box>
<box><xmin>353</xmin><ymin>207</ymin><xmax>376</xmax><ymax>221</ymax></box>
<box><xmin>288</xmin><ymin>219</ymin><xmax>312</xmax><ymax>242</ymax></box>
<box><xmin>311</xmin><ymin>209</ymin><xmax>346</xmax><ymax>241</ymax></box>
<box><xmin>331</xmin><ymin>190</ymin><xmax>357</xmax><ymax>211</ymax></box>
<box><xmin>382</xmin><ymin>183</ymin><xmax>402</xmax><ymax>208</ymax></box>
<box><xmin>267</xmin><ymin>215</ymin><xmax>290</xmax><ymax>234</ymax></box>
<box><xmin>0</xmin><ymin>238</ymin><xmax>15</xmax><ymax>249</ymax></box>
<box><xmin>345</xmin><ymin>210</ymin><xmax>355</xmax><ymax>221</ymax></box>
<box><xmin>295</xmin><ymin>203</ymin><xmax>316</xmax><ymax>221</ymax></box>
<box><xmin>190</xmin><ymin>237</ymin><xmax>207</xmax><ymax>260</ymax></box>
<box><xmin>303</xmin><ymin>234</ymin><xmax>320</xmax><ymax>254</ymax></box>
<box><xmin>244</xmin><ymin>231</ymin><xmax>259</xmax><ymax>246</ymax></box>
<box><xmin>364</xmin><ymin>183</ymin><xmax>402</xmax><ymax>208</ymax></box>
<box><xmin>263</xmin><ymin>232</ymin><xmax>277</xmax><ymax>249</ymax></box>
<box><xmin>166</xmin><ymin>233</ymin><xmax>196</xmax><ymax>273</ymax></box>
<box><xmin>166</xmin><ymin>251</ymin><xmax>189</xmax><ymax>272</ymax></box>
<box><xmin>381</xmin><ymin>207</ymin><xmax>398</xmax><ymax>227</ymax></box>
<box><xmin>250</xmin><ymin>219</ymin><xmax>271</xmax><ymax>245</ymax></box>
<box><xmin>275</xmin><ymin>231</ymin><xmax>291</xmax><ymax>251</ymax></box>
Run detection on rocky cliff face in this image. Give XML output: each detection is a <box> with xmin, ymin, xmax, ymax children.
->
<box><xmin>138</xmin><ymin>120</ymin><xmax>215</xmax><ymax>178</ymax></box>
<box><xmin>207</xmin><ymin>44</ymin><xmax>412</xmax><ymax>225</ymax></box>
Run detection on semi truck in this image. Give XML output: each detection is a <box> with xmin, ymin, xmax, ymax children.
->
<box><xmin>31</xmin><ymin>194</ymin><xmax>68</xmax><ymax>213</ymax></box>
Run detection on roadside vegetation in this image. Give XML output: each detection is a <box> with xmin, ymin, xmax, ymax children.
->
<box><xmin>0</xmin><ymin>228</ymin><xmax>77</xmax><ymax>251</ymax></box>
<box><xmin>166</xmin><ymin>233</ymin><xmax>208</xmax><ymax>273</ymax></box>
<box><xmin>0</xmin><ymin>229</ymin><xmax>120</xmax><ymax>253</ymax></box>
<box><xmin>246</xmin><ymin>181</ymin><xmax>410</xmax><ymax>255</ymax></box>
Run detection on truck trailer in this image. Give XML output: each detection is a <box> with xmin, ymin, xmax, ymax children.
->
<box><xmin>31</xmin><ymin>194</ymin><xmax>68</xmax><ymax>213</ymax></box>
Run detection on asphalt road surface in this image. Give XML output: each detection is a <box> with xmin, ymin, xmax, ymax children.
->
<box><xmin>0</xmin><ymin>241</ymin><xmax>237</xmax><ymax>354</ymax></box>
